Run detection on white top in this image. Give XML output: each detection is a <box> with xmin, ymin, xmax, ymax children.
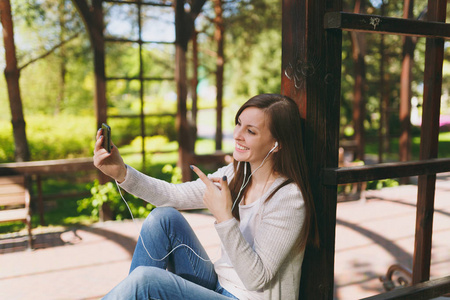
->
<box><xmin>119</xmin><ymin>163</ymin><xmax>306</xmax><ymax>300</ymax></box>
<box><xmin>215</xmin><ymin>196</ymin><xmax>265</xmax><ymax>300</ymax></box>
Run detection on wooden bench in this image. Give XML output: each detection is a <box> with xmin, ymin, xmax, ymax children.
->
<box><xmin>0</xmin><ymin>175</ymin><xmax>33</xmax><ymax>249</ymax></box>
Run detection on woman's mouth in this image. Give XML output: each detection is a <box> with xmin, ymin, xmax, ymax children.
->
<box><xmin>235</xmin><ymin>143</ymin><xmax>249</xmax><ymax>151</ymax></box>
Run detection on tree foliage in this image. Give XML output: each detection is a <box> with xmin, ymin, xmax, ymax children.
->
<box><xmin>2</xmin><ymin>0</ymin><xmax>450</xmax><ymax>163</ymax></box>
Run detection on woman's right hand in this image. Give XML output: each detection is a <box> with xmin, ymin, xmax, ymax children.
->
<box><xmin>93</xmin><ymin>128</ymin><xmax>127</xmax><ymax>183</ymax></box>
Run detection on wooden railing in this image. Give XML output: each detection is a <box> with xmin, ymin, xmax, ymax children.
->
<box><xmin>361</xmin><ymin>275</ymin><xmax>450</xmax><ymax>300</ymax></box>
<box><xmin>0</xmin><ymin>158</ymin><xmax>97</xmax><ymax>225</ymax></box>
<box><xmin>323</xmin><ymin>158</ymin><xmax>450</xmax><ymax>185</ymax></box>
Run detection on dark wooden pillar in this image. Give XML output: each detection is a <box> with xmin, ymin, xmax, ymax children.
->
<box><xmin>190</xmin><ymin>30</ymin><xmax>199</xmax><ymax>149</ymax></box>
<box><xmin>174</xmin><ymin>0</ymin><xmax>207</xmax><ymax>181</ymax></box>
<box><xmin>74</xmin><ymin>0</ymin><xmax>110</xmax><ymax>220</ymax></box>
<box><xmin>73</xmin><ymin>0</ymin><xmax>107</xmax><ymax>147</ymax></box>
<box><xmin>175</xmin><ymin>0</ymin><xmax>192</xmax><ymax>182</ymax></box>
<box><xmin>399</xmin><ymin>0</ymin><xmax>414</xmax><ymax>183</ymax></box>
<box><xmin>282</xmin><ymin>0</ymin><xmax>342</xmax><ymax>298</ymax></box>
<box><xmin>214</xmin><ymin>0</ymin><xmax>224</xmax><ymax>152</ymax></box>
<box><xmin>351</xmin><ymin>0</ymin><xmax>366</xmax><ymax>162</ymax></box>
<box><xmin>412</xmin><ymin>0</ymin><xmax>446</xmax><ymax>285</ymax></box>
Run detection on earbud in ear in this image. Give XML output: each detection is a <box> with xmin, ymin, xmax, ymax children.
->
<box><xmin>268</xmin><ymin>141</ymin><xmax>279</xmax><ymax>154</ymax></box>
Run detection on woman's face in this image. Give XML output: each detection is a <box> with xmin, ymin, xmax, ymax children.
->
<box><xmin>233</xmin><ymin>107</ymin><xmax>277</xmax><ymax>166</ymax></box>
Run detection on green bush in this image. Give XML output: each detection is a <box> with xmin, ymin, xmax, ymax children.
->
<box><xmin>367</xmin><ymin>178</ymin><xmax>399</xmax><ymax>190</ymax></box>
<box><xmin>78</xmin><ymin>164</ymin><xmax>181</xmax><ymax>221</ymax></box>
<box><xmin>0</xmin><ymin>122</ymin><xmax>15</xmax><ymax>162</ymax></box>
<box><xmin>78</xmin><ymin>180</ymin><xmax>154</xmax><ymax>221</ymax></box>
<box><xmin>0</xmin><ymin>114</ymin><xmax>177</xmax><ymax>163</ymax></box>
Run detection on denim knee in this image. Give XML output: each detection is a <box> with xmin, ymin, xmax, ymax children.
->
<box><xmin>130</xmin><ymin>265</ymin><xmax>154</xmax><ymax>281</ymax></box>
<box><xmin>144</xmin><ymin>207</ymin><xmax>180</xmax><ymax>226</ymax></box>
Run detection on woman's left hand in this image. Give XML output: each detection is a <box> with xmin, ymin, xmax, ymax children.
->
<box><xmin>190</xmin><ymin>165</ymin><xmax>233</xmax><ymax>223</ymax></box>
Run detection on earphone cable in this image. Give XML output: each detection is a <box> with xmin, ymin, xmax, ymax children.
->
<box><xmin>115</xmin><ymin>181</ymin><xmax>219</xmax><ymax>262</ymax></box>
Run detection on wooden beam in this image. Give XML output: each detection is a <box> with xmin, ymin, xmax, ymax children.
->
<box><xmin>104</xmin><ymin>37</ymin><xmax>174</xmax><ymax>44</ymax></box>
<box><xmin>282</xmin><ymin>0</ymin><xmax>342</xmax><ymax>298</ymax></box>
<box><xmin>413</xmin><ymin>0</ymin><xmax>447</xmax><ymax>285</ymax></box>
<box><xmin>361</xmin><ymin>275</ymin><xmax>450</xmax><ymax>300</ymax></box>
<box><xmin>323</xmin><ymin>158</ymin><xmax>450</xmax><ymax>185</ymax></box>
<box><xmin>0</xmin><ymin>158</ymin><xmax>95</xmax><ymax>176</ymax></box>
<box><xmin>103</xmin><ymin>0</ymin><xmax>173</xmax><ymax>6</ymax></box>
<box><xmin>106</xmin><ymin>76</ymin><xmax>174</xmax><ymax>81</ymax></box>
<box><xmin>324</xmin><ymin>12</ymin><xmax>450</xmax><ymax>39</ymax></box>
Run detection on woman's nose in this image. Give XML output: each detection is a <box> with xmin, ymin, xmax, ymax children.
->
<box><xmin>233</xmin><ymin>126</ymin><xmax>243</xmax><ymax>140</ymax></box>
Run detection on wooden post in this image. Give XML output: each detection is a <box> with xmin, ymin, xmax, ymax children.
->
<box><xmin>399</xmin><ymin>0</ymin><xmax>414</xmax><ymax>183</ymax></box>
<box><xmin>175</xmin><ymin>0</ymin><xmax>192</xmax><ymax>182</ymax></box>
<box><xmin>36</xmin><ymin>175</ymin><xmax>45</xmax><ymax>226</ymax></box>
<box><xmin>412</xmin><ymin>0</ymin><xmax>446</xmax><ymax>285</ymax></box>
<box><xmin>351</xmin><ymin>0</ymin><xmax>366</xmax><ymax>162</ymax></box>
<box><xmin>214</xmin><ymin>0</ymin><xmax>224</xmax><ymax>151</ymax></box>
<box><xmin>74</xmin><ymin>0</ymin><xmax>111</xmax><ymax>220</ymax></box>
<box><xmin>282</xmin><ymin>0</ymin><xmax>342</xmax><ymax>298</ymax></box>
<box><xmin>190</xmin><ymin>30</ymin><xmax>199</xmax><ymax>151</ymax></box>
<box><xmin>174</xmin><ymin>0</ymin><xmax>207</xmax><ymax>181</ymax></box>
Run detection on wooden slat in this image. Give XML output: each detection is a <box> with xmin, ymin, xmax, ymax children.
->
<box><xmin>0</xmin><ymin>175</ymin><xmax>24</xmax><ymax>185</ymax></box>
<box><xmin>324</xmin><ymin>12</ymin><xmax>450</xmax><ymax>39</ymax></box>
<box><xmin>361</xmin><ymin>275</ymin><xmax>450</xmax><ymax>300</ymax></box>
<box><xmin>323</xmin><ymin>158</ymin><xmax>450</xmax><ymax>185</ymax></box>
<box><xmin>0</xmin><ymin>157</ymin><xmax>95</xmax><ymax>176</ymax></box>
<box><xmin>0</xmin><ymin>175</ymin><xmax>26</xmax><ymax>206</ymax></box>
<box><xmin>0</xmin><ymin>184</ymin><xmax>26</xmax><ymax>195</ymax></box>
<box><xmin>103</xmin><ymin>0</ymin><xmax>173</xmax><ymax>7</ymax></box>
<box><xmin>0</xmin><ymin>194</ymin><xmax>26</xmax><ymax>206</ymax></box>
<box><xmin>0</xmin><ymin>208</ymin><xmax>28</xmax><ymax>223</ymax></box>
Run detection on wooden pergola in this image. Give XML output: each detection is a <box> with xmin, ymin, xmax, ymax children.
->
<box><xmin>73</xmin><ymin>0</ymin><xmax>450</xmax><ymax>298</ymax></box>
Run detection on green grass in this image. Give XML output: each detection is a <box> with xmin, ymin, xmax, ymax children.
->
<box><xmin>365</xmin><ymin>131</ymin><xmax>450</xmax><ymax>161</ymax></box>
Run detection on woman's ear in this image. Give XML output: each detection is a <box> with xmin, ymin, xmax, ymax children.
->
<box><xmin>269</xmin><ymin>141</ymin><xmax>279</xmax><ymax>154</ymax></box>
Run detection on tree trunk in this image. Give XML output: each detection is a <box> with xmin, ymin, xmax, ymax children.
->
<box><xmin>1</xmin><ymin>0</ymin><xmax>30</xmax><ymax>162</ymax></box>
<box><xmin>56</xmin><ymin>0</ymin><xmax>67</xmax><ymax>116</ymax></box>
<box><xmin>214</xmin><ymin>0</ymin><xmax>224</xmax><ymax>151</ymax></box>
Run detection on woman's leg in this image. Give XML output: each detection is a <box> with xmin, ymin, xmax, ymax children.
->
<box><xmin>103</xmin><ymin>266</ymin><xmax>235</xmax><ymax>300</ymax></box>
<box><xmin>130</xmin><ymin>207</ymin><xmax>217</xmax><ymax>290</ymax></box>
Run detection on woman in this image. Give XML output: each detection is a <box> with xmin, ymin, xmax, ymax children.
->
<box><xmin>94</xmin><ymin>94</ymin><xmax>319</xmax><ymax>300</ymax></box>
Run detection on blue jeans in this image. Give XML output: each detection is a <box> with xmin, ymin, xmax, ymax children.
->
<box><xmin>103</xmin><ymin>207</ymin><xmax>238</xmax><ymax>300</ymax></box>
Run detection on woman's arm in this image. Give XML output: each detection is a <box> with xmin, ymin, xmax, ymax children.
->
<box><xmin>215</xmin><ymin>182</ymin><xmax>305</xmax><ymax>291</ymax></box>
<box><xmin>119</xmin><ymin>164</ymin><xmax>235</xmax><ymax>210</ymax></box>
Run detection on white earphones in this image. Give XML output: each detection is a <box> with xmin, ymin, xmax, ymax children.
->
<box><xmin>269</xmin><ymin>141</ymin><xmax>279</xmax><ymax>154</ymax></box>
<box><xmin>231</xmin><ymin>141</ymin><xmax>279</xmax><ymax>212</ymax></box>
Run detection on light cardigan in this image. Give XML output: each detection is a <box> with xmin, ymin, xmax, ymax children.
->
<box><xmin>119</xmin><ymin>163</ymin><xmax>306</xmax><ymax>300</ymax></box>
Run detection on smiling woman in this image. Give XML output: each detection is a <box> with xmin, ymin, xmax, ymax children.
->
<box><xmin>94</xmin><ymin>93</ymin><xmax>318</xmax><ymax>300</ymax></box>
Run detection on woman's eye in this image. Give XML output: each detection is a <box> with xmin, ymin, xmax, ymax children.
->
<box><xmin>248</xmin><ymin>129</ymin><xmax>255</xmax><ymax>135</ymax></box>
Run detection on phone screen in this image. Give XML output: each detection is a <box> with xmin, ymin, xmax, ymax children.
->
<box><xmin>102</xmin><ymin>123</ymin><xmax>111</xmax><ymax>153</ymax></box>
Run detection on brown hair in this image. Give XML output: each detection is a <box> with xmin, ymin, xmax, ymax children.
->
<box><xmin>229</xmin><ymin>94</ymin><xmax>319</xmax><ymax>250</ymax></box>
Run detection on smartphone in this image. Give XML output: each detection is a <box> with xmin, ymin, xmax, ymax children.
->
<box><xmin>102</xmin><ymin>123</ymin><xmax>111</xmax><ymax>153</ymax></box>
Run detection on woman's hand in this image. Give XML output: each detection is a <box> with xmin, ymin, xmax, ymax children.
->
<box><xmin>93</xmin><ymin>128</ymin><xmax>127</xmax><ymax>183</ymax></box>
<box><xmin>190</xmin><ymin>165</ymin><xmax>233</xmax><ymax>223</ymax></box>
